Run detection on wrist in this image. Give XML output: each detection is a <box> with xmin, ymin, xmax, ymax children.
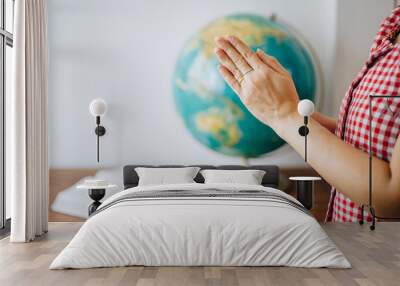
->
<box><xmin>271</xmin><ymin>110</ymin><xmax>302</xmax><ymax>140</ymax></box>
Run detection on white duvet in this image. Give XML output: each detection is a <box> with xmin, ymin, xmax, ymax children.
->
<box><xmin>50</xmin><ymin>183</ymin><xmax>350</xmax><ymax>269</ymax></box>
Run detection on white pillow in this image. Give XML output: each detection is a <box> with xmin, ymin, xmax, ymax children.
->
<box><xmin>135</xmin><ymin>167</ymin><xmax>200</xmax><ymax>186</ymax></box>
<box><xmin>200</xmin><ymin>169</ymin><xmax>266</xmax><ymax>185</ymax></box>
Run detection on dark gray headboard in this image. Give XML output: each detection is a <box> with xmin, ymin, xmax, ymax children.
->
<box><xmin>123</xmin><ymin>165</ymin><xmax>279</xmax><ymax>189</ymax></box>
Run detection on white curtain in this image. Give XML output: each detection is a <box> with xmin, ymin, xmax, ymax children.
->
<box><xmin>9</xmin><ymin>0</ymin><xmax>48</xmax><ymax>242</ymax></box>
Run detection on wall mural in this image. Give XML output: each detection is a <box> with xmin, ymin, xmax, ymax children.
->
<box><xmin>173</xmin><ymin>13</ymin><xmax>317</xmax><ymax>158</ymax></box>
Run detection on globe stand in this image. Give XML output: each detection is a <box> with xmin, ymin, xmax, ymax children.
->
<box><xmin>240</xmin><ymin>157</ymin><xmax>249</xmax><ymax>166</ymax></box>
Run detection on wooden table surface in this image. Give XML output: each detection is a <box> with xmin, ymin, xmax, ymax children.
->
<box><xmin>0</xmin><ymin>222</ymin><xmax>399</xmax><ymax>286</ymax></box>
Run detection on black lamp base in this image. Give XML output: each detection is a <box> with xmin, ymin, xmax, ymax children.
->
<box><xmin>298</xmin><ymin>125</ymin><xmax>309</xmax><ymax>136</ymax></box>
<box><xmin>95</xmin><ymin>126</ymin><xmax>106</xmax><ymax>136</ymax></box>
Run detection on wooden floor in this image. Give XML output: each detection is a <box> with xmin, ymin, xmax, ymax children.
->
<box><xmin>1</xmin><ymin>223</ymin><xmax>399</xmax><ymax>286</ymax></box>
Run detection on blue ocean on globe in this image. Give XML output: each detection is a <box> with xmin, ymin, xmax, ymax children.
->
<box><xmin>173</xmin><ymin>14</ymin><xmax>317</xmax><ymax>157</ymax></box>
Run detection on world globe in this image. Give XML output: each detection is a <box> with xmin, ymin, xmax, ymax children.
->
<box><xmin>173</xmin><ymin>14</ymin><xmax>317</xmax><ymax>157</ymax></box>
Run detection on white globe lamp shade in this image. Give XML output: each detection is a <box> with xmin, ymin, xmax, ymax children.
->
<box><xmin>89</xmin><ymin>98</ymin><xmax>107</xmax><ymax>117</ymax></box>
<box><xmin>297</xmin><ymin>99</ymin><xmax>315</xmax><ymax>117</ymax></box>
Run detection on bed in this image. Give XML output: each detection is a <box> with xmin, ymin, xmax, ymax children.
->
<box><xmin>50</xmin><ymin>165</ymin><xmax>350</xmax><ymax>269</ymax></box>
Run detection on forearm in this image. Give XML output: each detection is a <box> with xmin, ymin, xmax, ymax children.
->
<box><xmin>272</xmin><ymin>113</ymin><xmax>400</xmax><ymax>217</ymax></box>
<box><xmin>212</xmin><ymin>35</ymin><xmax>400</xmax><ymax>217</ymax></box>
<box><xmin>311</xmin><ymin>112</ymin><xmax>337</xmax><ymax>133</ymax></box>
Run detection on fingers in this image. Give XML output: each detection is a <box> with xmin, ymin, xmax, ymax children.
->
<box><xmin>214</xmin><ymin>48</ymin><xmax>243</xmax><ymax>82</ymax></box>
<box><xmin>226</xmin><ymin>36</ymin><xmax>263</xmax><ymax>69</ymax></box>
<box><xmin>256</xmin><ymin>49</ymin><xmax>287</xmax><ymax>75</ymax></box>
<box><xmin>215</xmin><ymin>37</ymin><xmax>253</xmax><ymax>74</ymax></box>
<box><xmin>218</xmin><ymin>65</ymin><xmax>241</xmax><ymax>94</ymax></box>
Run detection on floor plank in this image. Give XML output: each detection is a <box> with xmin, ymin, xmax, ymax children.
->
<box><xmin>0</xmin><ymin>222</ymin><xmax>399</xmax><ymax>286</ymax></box>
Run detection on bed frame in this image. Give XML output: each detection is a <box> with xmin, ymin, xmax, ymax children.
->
<box><xmin>123</xmin><ymin>165</ymin><xmax>279</xmax><ymax>189</ymax></box>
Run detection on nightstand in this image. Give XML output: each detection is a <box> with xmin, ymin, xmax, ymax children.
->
<box><xmin>77</xmin><ymin>183</ymin><xmax>117</xmax><ymax>216</ymax></box>
<box><xmin>289</xmin><ymin>176</ymin><xmax>321</xmax><ymax>210</ymax></box>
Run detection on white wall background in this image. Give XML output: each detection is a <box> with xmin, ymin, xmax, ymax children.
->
<box><xmin>47</xmin><ymin>0</ymin><xmax>395</xmax><ymax>169</ymax></box>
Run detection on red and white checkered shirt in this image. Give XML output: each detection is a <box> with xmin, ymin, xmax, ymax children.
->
<box><xmin>325</xmin><ymin>6</ymin><xmax>400</xmax><ymax>223</ymax></box>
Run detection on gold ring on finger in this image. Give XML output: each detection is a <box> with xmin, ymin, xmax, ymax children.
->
<box><xmin>242</xmin><ymin>68</ymin><xmax>254</xmax><ymax>76</ymax></box>
<box><xmin>238</xmin><ymin>69</ymin><xmax>253</xmax><ymax>84</ymax></box>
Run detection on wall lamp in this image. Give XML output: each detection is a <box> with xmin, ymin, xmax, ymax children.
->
<box><xmin>89</xmin><ymin>98</ymin><xmax>107</xmax><ymax>162</ymax></box>
<box><xmin>297</xmin><ymin>99</ymin><xmax>315</xmax><ymax>162</ymax></box>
